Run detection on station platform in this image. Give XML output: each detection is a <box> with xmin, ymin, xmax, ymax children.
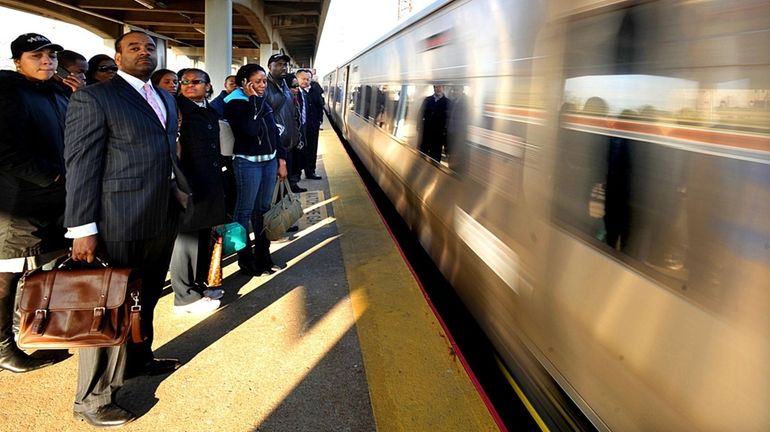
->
<box><xmin>0</xmin><ymin>118</ymin><xmax>503</xmax><ymax>431</ymax></box>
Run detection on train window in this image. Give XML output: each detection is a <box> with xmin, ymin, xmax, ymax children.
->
<box><xmin>416</xmin><ymin>84</ymin><xmax>450</xmax><ymax>163</ymax></box>
<box><xmin>372</xmin><ymin>85</ymin><xmax>393</xmax><ymax>131</ymax></box>
<box><xmin>363</xmin><ymin>85</ymin><xmax>373</xmax><ymax>120</ymax></box>
<box><xmin>553</xmin><ymin>0</ymin><xmax>770</xmax><ymax>306</ymax></box>
<box><xmin>393</xmin><ymin>85</ymin><xmax>413</xmax><ymax>140</ymax></box>
<box><xmin>355</xmin><ymin>87</ymin><xmax>364</xmax><ymax>116</ymax></box>
<box><xmin>349</xmin><ymin>85</ymin><xmax>359</xmax><ymax>113</ymax></box>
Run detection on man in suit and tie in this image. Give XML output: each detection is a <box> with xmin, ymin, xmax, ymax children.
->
<box><xmin>64</xmin><ymin>30</ymin><xmax>185</xmax><ymax>427</ymax></box>
<box><xmin>296</xmin><ymin>69</ymin><xmax>324</xmax><ymax>180</ymax></box>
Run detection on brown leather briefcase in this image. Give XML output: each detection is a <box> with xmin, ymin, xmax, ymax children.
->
<box><xmin>17</xmin><ymin>259</ymin><xmax>145</xmax><ymax>349</ymax></box>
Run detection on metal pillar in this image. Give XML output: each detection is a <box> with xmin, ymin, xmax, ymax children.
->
<box><xmin>205</xmin><ymin>0</ymin><xmax>233</xmax><ymax>95</ymax></box>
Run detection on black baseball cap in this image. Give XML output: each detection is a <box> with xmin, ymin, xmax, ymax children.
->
<box><xmin>10</xmin><ymin>33</ymin><xmax>63</xmax><ymax>59</ymax></box>
<box><xmin>268</xmin><ymin>53</ymin><xmax>290</xmax><ymax>65</ymax></box>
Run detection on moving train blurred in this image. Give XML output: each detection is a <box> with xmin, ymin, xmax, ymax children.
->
<box><xmin>322</xmin><ymin>0</ymin><xmax>769</xmax><ymax>430</ymax></box>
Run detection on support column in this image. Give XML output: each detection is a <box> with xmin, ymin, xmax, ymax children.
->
<box><xmin>155</xmin><ymin>37</ymin><xmax>167</xmax><ymax>69</ymax></box>
<box><xmin>205</xmin><ymin>0</ymin><xmax>233</xmax><ymax>94</ymax></box>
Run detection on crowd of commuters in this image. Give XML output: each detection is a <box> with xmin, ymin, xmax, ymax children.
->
<box><xmin>0</xmin><ymin>30</ymin><xmax>325</xmax><ymax>428</ymax></box>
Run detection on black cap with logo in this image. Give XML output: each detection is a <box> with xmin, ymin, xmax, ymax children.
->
<box><xmin>268</xmin><ymin>53</ymin><xmax>290</xmax><ymax>65</ymax></box>
<box><xmin>10</xmin><ymin>33</ymin><xmax>63</xmax><ymax>59</ymax></box>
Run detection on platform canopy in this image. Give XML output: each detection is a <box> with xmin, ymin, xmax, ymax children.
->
<box><xmin>0</xmin><ymin>0</ymin><xmax>330</xmax><ymax>67</ymax></box>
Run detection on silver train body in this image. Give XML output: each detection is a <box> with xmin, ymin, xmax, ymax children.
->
<box><xmin>323</xmin><ymin>1</ymin><xmax>770</xmax><ymax>430</ymax></box>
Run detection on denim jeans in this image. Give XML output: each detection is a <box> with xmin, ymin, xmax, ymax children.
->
<box><xmin>232</xmin><ymin>156</ymin><xmax>278</xmax><ymax>236</ymax></box>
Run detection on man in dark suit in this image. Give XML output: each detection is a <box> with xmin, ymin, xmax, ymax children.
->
<box><xmin>296</xmin><ymin>69</ymin><xmax>324</xmax><ymax>180</ymax></box>
<box><xmin>418</xmin><ymin>84</ymin><xmax>450</xmax><ymax>162</ymax></box>
<box><xmin>64</xmin><ymin>31</ymin><xmax>185</xmax><ymax>427</ymax></box>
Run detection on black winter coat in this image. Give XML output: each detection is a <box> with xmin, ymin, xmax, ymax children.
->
<box><xmin>176</xmin><ymin>96</ymin><xmax>227</xmax><ymax>231</ymax></box>
<box><xmin>265</xmin><ymin>75</ymin><xmax>299</xmax><ymax>150</ymax></box>
<box><xmin>0</xmin><ymin>70</ymin><xmax>68</xmax><ymax>259</ymax></box>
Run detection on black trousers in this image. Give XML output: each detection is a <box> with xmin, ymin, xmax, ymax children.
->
<box><xmin>169</xmin><ymin>228</ymin><xmax>211</xmax><ymax>306</ymax></box>
<box><xmin>75</xmin><ymin>205</ymin><xmax>178</xmax><ymax>412</ymax></box>
<box><xmin>304</xmin><ymin>121</ymin><xmax>321</xmax><ymax>175</ymax></box>
<box><xmin>289</xmin><ymin>145</ymin><xmax>305</xmax><ymax>185</ymax></box>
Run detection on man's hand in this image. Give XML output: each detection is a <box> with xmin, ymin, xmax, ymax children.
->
<box><xmin>62</xmin><ymin>74</ymin><xmax>85</xmax><ymax>93</ymax></box>
<box><xmin>72</xmin><ymin>234</ymin><xmax>99</xmax><ymax>263</ymax></box>
<box><xmin>277</xmin><ymin>158</ymin><xmax>288</xmax><ymax>179</ymax></box>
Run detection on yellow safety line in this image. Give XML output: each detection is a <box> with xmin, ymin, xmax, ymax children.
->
<box><xmin>496</xmin><ymin>356</ymin><xmax>551</xmax><ymax>432</ymax></box>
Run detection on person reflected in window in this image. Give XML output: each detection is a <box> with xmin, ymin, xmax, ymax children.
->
<box><xmin>85</xmin><ymin>54</ymin><xmax>116</xmax><ymax>85</ymax></box>
<box><xmin>418</xmin><ymin>84</ymin><xmax>450</xmax><ymax>162</ymax></box>
<box><xmin>604</xmin><ymin>110</ymin><xmax>635</xmax><ymax>251</ymax></box>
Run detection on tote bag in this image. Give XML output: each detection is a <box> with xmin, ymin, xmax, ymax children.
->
<box><xmin>262</xmin><ymin>179</ymin><xmax>303</xmax><ymax>241</ymax></box>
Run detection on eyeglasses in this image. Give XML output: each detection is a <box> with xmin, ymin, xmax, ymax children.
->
<box><xmin>97</xmin><ymin>65</ymin><xmax>118</xmax><ymax>72</ymax></box>
<box><xmin>290</xmin><ymin>84</ymin><xmax>300</xmax><ymax>88</ymax></box>
<box><xmin>180</xmin><ymin>79</ymin><xmax>207</xmax><ymax>86</ymax></box>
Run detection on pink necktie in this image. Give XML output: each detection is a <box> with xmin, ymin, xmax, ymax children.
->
<box><xmin>142</xmin><ymin>82</ymin><xmax>166</xmax><ymax>128</ymax></box>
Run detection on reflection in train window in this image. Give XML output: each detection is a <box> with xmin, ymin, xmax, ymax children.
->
<box><xmin>374</xmin><ymin>85</ymin><xmax>388</xmax><ymax>129</ymax></box>
<box><xmin>349</xmin><ymin>86</ymin><xmax>360</xmax><ymax>114</ymax></box>
<box><xmin>553</xmin><ymin>0</ymin><xmax>770</xmax><ymax>306</ymax></box>
<box><xmin>417</xmin><ymin>84</ymin><xmax>450</xmax><ymax>163</ymax></box>
<box><xmin>393</xmin><ymin>85</ymin><xmax>413</xmax><ymax>140</ymax></box>
<box><xmin>361</xmin><ymin>85</ymin><xmax>371</xmax><ymax>120</ymax></box>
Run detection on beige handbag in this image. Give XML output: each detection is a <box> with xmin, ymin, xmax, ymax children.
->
<box><xmin>262</xmin><ymin>179</ymin><xmax>303</xmax><ymax>241</ymax></box>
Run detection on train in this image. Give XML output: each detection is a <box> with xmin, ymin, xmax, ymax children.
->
<box><xmin>322</xmin><ymin>0</ymin><xmax>770</xmax><ymax>431</ymax></box>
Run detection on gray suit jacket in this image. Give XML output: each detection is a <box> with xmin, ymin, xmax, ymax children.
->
<box><xmin>64</xmin><ymin>75</ymin><xmax>184</xmax><ymax>242</ymax></box>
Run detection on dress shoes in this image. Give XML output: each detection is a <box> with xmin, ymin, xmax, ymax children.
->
<box><xmin>0</xmin><ymin>345</ymin><xmax>55</xmax><ymax>373</ymax></box>
<box><xmin>74</xmin><ymin>403</ymin><xmax>136</xmax><ymax>428</ymax></box>
<box><xmin>305</xmin><ymin>173</ymin><xmax>322</xmax><ymax>180</ymax></box>
<box><xmin>125</xmin><ymin>358</ymin><xmax>180</xmax><ymax>379</ymax></box>
<box><xmin>289</xmin><ymin>184</ymin><xmax>307</xmax><ymax>193</ymax></box>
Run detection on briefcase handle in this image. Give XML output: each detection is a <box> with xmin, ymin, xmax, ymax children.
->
<box><xmin>58</xmin><ymin>255</ymin><xmax>110</xmax><ymax>269</ymax></box>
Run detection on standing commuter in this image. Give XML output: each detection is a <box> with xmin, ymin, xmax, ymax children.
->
<box><xmin>210</xmin><ymin>74</ymin><xmax>237</xmax><ymax>119</ymax></box>
<box><xmin>85</xmin><ymin>54</ymin><xmax>117</xmax><ymax>85</ymax></box>
<box><xmin>297</xmin><ymin>69</ymin><xmax>324</xmax><ymax>180</ymax></box>
<box><xmin>224</xmin><ymin>64</ymin><xmax>288</xmax><ymax>276</ymax></box>
<box><xmin>151</xmin><ymin>68</ymin><xmax>179</xmax><ymax>95</ymax></box>
<box><xmin>265</xmin><ymin>53</ymin><xmax>304</xmax><ymax>193</ymax></box>
<box><xmin>0</xmin><ymin>33</ymin><xmax>67</xmax><ymax>374</ymax></box>
<box><xmin>169</xmin><ymin>68</ymin><xmax>227</xmax><ymax>313</ymax></box>
<box><xmin>286</xmin><ymin>73</ymin><xmax>306</xmax><ymax>188</ymax></box>
<box><xmin>54</xmin><ymin>50</ymin><xmax>87</xmax><ymax>95</ymax></box>
<box><xmin>64</xmin><ymin>30</ymin><xmax>187</xmax><ymax>427</ymax></box>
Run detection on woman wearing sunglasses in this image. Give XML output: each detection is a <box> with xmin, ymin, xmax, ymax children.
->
<box><xmin>168</xmin><ymin>68</ymin><xmax>228</xmax><ymax>314</ymax></box>
<box><xmin>85</xmin><ymin>54</ymin><xmax>117</xmax><ymax>85</ymax></box>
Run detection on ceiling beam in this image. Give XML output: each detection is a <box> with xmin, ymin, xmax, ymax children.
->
<box><xmin>264</xmin><ymin>2</ymin><xmax>320</xmax><ymax>16</ymax></box>
<box><xmin>172</xmin><ymin>46</ymin><xmax>260</xmax><ymax>59</ymax></box>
